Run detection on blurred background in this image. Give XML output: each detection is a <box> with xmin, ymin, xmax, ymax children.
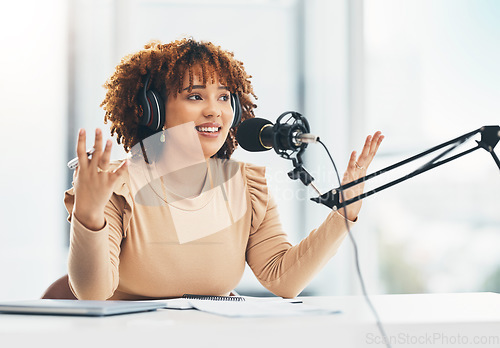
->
<box><xmin>0</xmin><ymin>0</ymin><xmax>498</xmax><ymax>300</ymax></box>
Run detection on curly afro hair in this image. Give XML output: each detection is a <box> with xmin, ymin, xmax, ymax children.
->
<box><xmin>101</xmin><ymin>38</ymin><xmax>257</xmax><ymax>159</ymax></box>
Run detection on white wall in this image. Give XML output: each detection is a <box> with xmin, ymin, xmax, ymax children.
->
<box><xmin>0</xmin><ymin>0</ymin><xmax>68</xmax><ymax>299</ymax></box>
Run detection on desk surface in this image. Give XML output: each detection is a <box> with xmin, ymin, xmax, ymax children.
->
<box><xmin>1</xmin><ymin>292</ymin><xmax>499</xmax><ymax>348</ymax></box>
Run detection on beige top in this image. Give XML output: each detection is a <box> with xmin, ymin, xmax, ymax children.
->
<box><xmin>64</xmin><ymin>158</ymin><xmax>352</xmax><ymax>300</ymax></box>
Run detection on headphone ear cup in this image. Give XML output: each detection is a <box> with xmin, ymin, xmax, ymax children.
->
<box><xmin>230</xmin><ymin>93</ymin><xmax>242</xmax><ymax>129</ymax></box>
<box><xmin>139</xmin><ymin>87</ymin><xmax>151</xmax><ymax>128</ymax></box>
<box><xmin>157</xmin><ymin>92</ymin><xmax>165</xmax><ymax>131</ymax></box>
<box><xmin>146</xmin><ymin>89</ymin><xmax>165</xmax><ymax>132</ymax></box>
<box><xmin>138</xmin><ymin>72</ymin><xmax>165</xmax><ymax>132</ymax></box>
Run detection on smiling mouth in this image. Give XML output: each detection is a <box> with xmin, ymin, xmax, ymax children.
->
<box><xmin>195</xmin><ymin>126</ymin><xmax>222</xmax><ymax>134</ymax></box>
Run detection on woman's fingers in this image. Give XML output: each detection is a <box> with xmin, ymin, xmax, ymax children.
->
<box><xmin>366</xmin><ymin>132</ymin><xmax>384</xmax><ymax>165</ymax></box>
<box><xmin>90</xmin><ymin>129</ymin><xmax>103</xmax><ymax>170</ymax></box>
<box><xmin>371</xmin><ymin>132</ymin><xmax>384</xmax><ymax>156</ymax></box>
<box><xmin>73</xmin><ymin>165</ymin><xmax>79</xmax><ymax>181</ymax></box>
<box><xmin>75</xmin><ymin>128</ymin><xmax>115</xmax><ymax>173</ymax></box>
<box><xmin>347</xmin><ymin>151</ymin><xmax>358</xmax><ymax>172</ymax></box>
<box><xmin>110</xmin><ymin>159</ymin><xmax>129</xmax><ymax>181</ymax></box>
<box><xmin>357</xmin><ymin>131</ymin><xmax>384</xmax><ymax>168</ymax></box>
<box><xmin>337</xmin><ymin>131</ymin><xmax>384</xmax><ymax>220</ymax></box>
<box><xmin>98</xmin><ymin>140</ymin><xmax>112</xmax><ymax>171</ymax></box>
<box><xmin>354</xmin><ymin>135</ymin><xmax>372</xmax><ymax>167</ymax></box>
<box><xmin>76</xmin><ymin>129</ymin><xmax>88</xmax><ymax>170</ymax></box>
<box><xmin>113</xmin><ymin>159</ymin><xmax>129</xmax><ymax>174</ymax></box>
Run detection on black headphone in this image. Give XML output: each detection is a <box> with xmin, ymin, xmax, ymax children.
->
<box><xmin>138</xmin><ymin>72</ymin><xmax>242</xmax><ymax>132</ymax></box>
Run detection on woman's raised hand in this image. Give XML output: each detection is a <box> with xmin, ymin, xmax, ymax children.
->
<box><xmin>72</xmin><ymin>129</ymin><xmax>128</xmax><ymax>231</ymax></box>
<box><xmin>338</xmin><ymin>131</ymin><xmax>384</xmax><ymax>221</ymax></box>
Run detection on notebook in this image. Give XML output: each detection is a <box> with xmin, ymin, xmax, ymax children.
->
<box><xmin>0</xmin><ymin>299</ymin><xmax>166</xmax><ymax>317</ymax></box>
<box><xmin>140</xmin><ymin>294</ymin><xmax>335</xmax><ymax>317</ymax></box>
<box><xmin>137</xmin><ymin>294</ymin><xmax>247</xmax><ymax>310</ymax></box>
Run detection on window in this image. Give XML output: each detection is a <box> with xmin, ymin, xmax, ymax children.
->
<box><xmin>363</xmin><ymin>0</ymin><xmax>500</xmax><ymax>294</ymax></box>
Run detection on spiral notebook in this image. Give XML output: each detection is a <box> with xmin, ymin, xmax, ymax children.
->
<box><xmin>182</xmin><ymin>294</ymin><xmax>245</xmax><ymax>301</ymax></box>
<box><xmin>146</xmin><ymin>294</ymin><xmax>247</xmax><ymax>310</ymax></box>
<box><xmin>145</xmin><ymin>294</ymin><xmax>336</xmax><ymax>317</ymax></box>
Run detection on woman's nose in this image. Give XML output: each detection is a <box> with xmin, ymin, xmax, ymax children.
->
<box><xmin>202</xmin><ymin>99</ymin><xmax>221</xmax><ymax>118</ymax></box>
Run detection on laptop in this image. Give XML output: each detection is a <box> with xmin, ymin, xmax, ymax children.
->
<box><xmin>0</xmin><ymin>299</ymin><xmax>166</xmax><ymax>317</ymax></box>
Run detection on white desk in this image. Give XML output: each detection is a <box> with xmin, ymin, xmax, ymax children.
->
<box><xmin>1</xmin><ymin>293</ymin><xmax>499</xmax><ymax>348</ymax></box>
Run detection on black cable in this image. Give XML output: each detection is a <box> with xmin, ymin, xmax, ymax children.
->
<box><xmin>317</xmin><ymin>139</ymin><xmax>392</xmax><ymax>348</ymax></box>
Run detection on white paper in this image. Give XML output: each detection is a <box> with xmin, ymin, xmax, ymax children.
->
<box><xmin>187</xmin><ymin>299</ymin><xmax>341</xmax><ymax>318</ymax></box>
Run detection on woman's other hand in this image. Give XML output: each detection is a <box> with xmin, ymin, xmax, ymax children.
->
<box><xmin>72</xmin><ymin>128</ymin><xmax>128</xmax><ymax>230</ymax></box>
<box><xmin>338</xmin><ymin>131</ymin><xmax>384</xmax><ymax>221</ymax></box>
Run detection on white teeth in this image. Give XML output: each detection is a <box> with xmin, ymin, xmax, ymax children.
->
<box><xmin>196</xmin><ymin>126</ymin><xmax>219</xmax><ymax>133</ymax></box>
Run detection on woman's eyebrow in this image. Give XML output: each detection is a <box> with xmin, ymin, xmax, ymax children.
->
<box><xmin>182</xmin><ymin>85</ymin><xmax>229</xmax><ymax>91</ymax></box>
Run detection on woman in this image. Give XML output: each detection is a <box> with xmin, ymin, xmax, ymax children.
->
<box><xmin>65</xmin><ymin>38</ymin><xmax>383</xmax><ymax>300</ymax></box>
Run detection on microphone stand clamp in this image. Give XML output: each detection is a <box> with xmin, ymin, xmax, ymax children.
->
<box><xmin>273</xmin><ymin>111</ymin><xmax>322</xmax><ymax>194</ymax></box>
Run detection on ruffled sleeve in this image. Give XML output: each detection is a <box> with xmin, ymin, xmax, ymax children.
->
<box><xmin>242</xmin><ymin>163</ymin><xmax>269</xmax><ymax>235</ymax></box>
<box><xmin>64</xmin><ymin>160</ymin><xmax>133</xmax><ymax>300</ymax></box>
<box><xmin>243</xmin><ymin>162</ymin><xmax>354</xmax><ymax>298</ymax></box>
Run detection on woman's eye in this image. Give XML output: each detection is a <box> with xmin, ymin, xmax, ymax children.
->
<box><xmin>187</xmin><ymin>94</ymin><xmax>202</xmax><ymax>101</ymax></box>
<box><xmin>220</xmin><ymin>94</ymin><xmax>230</xmax><ymax>102</ymax></box>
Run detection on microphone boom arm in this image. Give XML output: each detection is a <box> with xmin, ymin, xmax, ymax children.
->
<box><xmin>311</xmin><ymin>125</ymin><xmax>500</xmax><ymax>210</ymax></box>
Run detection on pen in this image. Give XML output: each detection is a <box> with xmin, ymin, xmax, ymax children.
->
<box><xmin>67</xmin><ymin>148</ymin><xmax>95</xmax><ymax>170</ymax></box>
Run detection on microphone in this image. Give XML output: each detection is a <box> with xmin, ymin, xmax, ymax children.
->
<box><xmin>236</xmin><ymin>116</ymin><xmax>319</xmax><ymax>153</ymax></box>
